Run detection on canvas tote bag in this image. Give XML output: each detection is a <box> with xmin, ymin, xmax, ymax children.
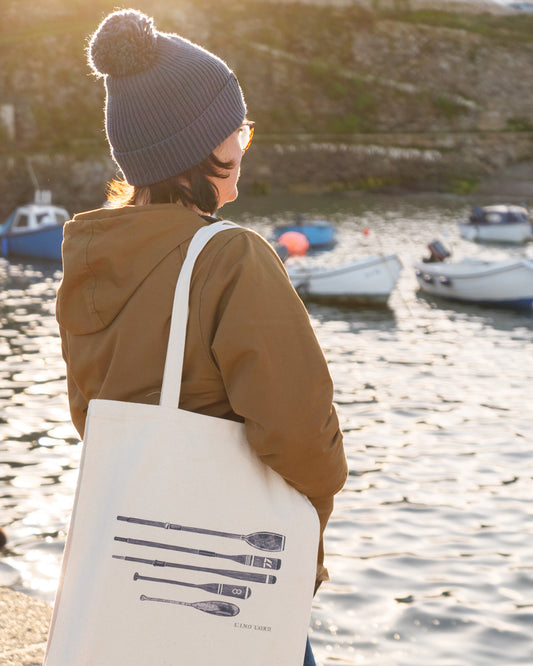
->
<box><xmin>45</xmin><ymin>221</ymin><xmax>320</xmax><ymax>665</ymax></box>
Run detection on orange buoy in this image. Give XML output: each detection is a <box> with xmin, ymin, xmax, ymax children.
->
<box><xmin>277</xmin><ymin>231</ymin><xmax>309</xmax><ymax>256</ymax></box>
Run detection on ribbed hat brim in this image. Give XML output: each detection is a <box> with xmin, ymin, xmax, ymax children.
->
<box><xmin>112</xmin><ymin>74</ymin><xmax>246</xmax><ymax>186</ymax></box>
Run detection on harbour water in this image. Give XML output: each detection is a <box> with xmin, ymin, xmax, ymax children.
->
<box><xmin>1</xmin><ymin>193</ymin><xmax>532</xmax><ymax>665</ymax></box>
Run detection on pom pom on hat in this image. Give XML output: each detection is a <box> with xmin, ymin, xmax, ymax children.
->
<box><xmin>89</xmin><ymin>9</ymin><xmax>157</xmax><ymax>77</ymax></box>
<box><xmin>87</xmin><ymin>9</ymin><xmax>247</xmax><ymax>186</ymax></box>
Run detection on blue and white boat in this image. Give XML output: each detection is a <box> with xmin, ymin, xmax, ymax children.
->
<box><xmin>459</xmin><ymin>204</ymin><xmax>532</xmax><ymax>244</ymax></box>
<box><xmin>0</xmin><ymin>197</ymin><xmax>69</xmax><ymax>261</ymax></box>
<box><xmin>272</xmin><ymin>218</ymin><xmax>336</xmax><ymax>250</ymax></box>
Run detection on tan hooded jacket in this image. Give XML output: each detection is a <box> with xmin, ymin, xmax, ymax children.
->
<box><xmin>56</xmin><ymin>204</ymin><xmax>347</xmax><ymax>589</ymax></box>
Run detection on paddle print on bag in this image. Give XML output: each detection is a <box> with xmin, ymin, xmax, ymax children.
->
<box><xmin>44</xmin><ymin>222</ymin><xmax>319</xmax><ymax>666</ymax></box>
<box><xmin>112</xmin><ymin>513</ymin><xmax>286</xmax><ymax>621</ymax></box>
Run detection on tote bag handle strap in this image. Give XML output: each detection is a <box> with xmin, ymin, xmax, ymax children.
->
<box><xmin>160</xmin><ymin>220</ymin><xmax>239</xmax><ymax>408</ymax></box>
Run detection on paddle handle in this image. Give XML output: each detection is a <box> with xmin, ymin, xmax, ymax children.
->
<box><xmin>117</xmin><ymin>515</ymin><xmax>241</xmax><ymax>540</ymax></box>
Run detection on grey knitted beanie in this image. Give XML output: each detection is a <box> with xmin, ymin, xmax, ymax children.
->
<box><xmin>88</xmin><ymin>9</ymin><xmax>246</xmax><ymax>186</ymax></box>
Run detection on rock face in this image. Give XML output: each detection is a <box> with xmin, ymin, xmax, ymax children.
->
<box><xmin>1</xmin><ymin>1</ymin><xmax>533</xmax><ymax>212</ymax></box>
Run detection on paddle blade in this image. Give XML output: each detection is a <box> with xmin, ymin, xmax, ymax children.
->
<box><xmin>140</xmin><ymin>595</ymin><xmax>240</xmax><ymax>617</ymax></box>
<box><xmin>244</xmin><ymin>531</ymin><xmax>286</xmax><ymax>552</ymax></box>
<box><xmin>193</xmin><ymin>600</ymin><xmax>240</xmax><ymax>617</ymax></box>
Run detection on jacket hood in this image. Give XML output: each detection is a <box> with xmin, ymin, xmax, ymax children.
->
<box><xmin>56</xmin><ymin>204</ymin><xmax>203</xmax><ymax>335</ymax></box>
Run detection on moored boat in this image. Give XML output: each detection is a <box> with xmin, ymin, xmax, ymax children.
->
<box><xmin>459</xmin><ymin>204</ymin><xmax>532</xmax><ymax>244</ymax></box>
<box><xmin>0</xmin><ymin>196</ymin><xmax>69</xmax><ymax>261</ymax></box>
<box><xmin>414</xmin><ymin>241</ymin><xmax>533</xmax><ymax>309</ymax></box>
<box><xmin>272</xmin><ymin>218</ymin><xmax>336</xmax><ymax>250</ymax></box>
<box><xmin>287</xmin><ymin>253</ymin><xmax>402</xmax><ymax>306</ymax></box>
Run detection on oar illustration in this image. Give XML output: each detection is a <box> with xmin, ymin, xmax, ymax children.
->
<box><xmin>140</xmin><ymin>594</ymin><xmax>239</xmax><ymax>617</ymax></box>
<box><xmin>133</xmin><ymin>572</ymin><xmax>251</xmax><ymax>599</ymax></box>
<box><xmin>115</xmin><ymin>536</ymin><xmax>281</xmax><ymax>570</ymax></box>
<box><xmin>113</xmin><ymin>554</ymin><xmax>277</xmax><ymax>584</ymax></box>
<box><xmin>117</xmin><ymin>515</ymin><xmax>285</xmax><ymax>552</ymax></box>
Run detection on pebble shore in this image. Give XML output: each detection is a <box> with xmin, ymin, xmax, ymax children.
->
<box><xmin>0</xmin><ymin>587</ymin><xmax>51</xmax><ymax>666</ymax></box>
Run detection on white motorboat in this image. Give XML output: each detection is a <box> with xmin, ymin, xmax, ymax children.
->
<box><xmin>459</xmin><ymin>204</ymin><xmax>532</xmax><ymax>244</ymax></box>
<box><xmin>414</xmin><ymin>241</ymin><xmax>533</xmax><ymax>308</ymax></box>
<box><xmin>287</xmin><ymin>254</ymin><xmax>402</xmax><ymax>305</ymax></box>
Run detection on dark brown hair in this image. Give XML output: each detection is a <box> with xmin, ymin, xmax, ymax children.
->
<box><xmin>105</xmin><ymin>152</ymin><xmax>234</xmax><ymax>214</ymax></box>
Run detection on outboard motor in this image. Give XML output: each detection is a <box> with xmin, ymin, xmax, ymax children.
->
<box><xmin>423</xmin><ymin>239</ymin><xmax>451</xmax><ymax>263</ymax></box>
<box><xmin>469</xmin><ymin>205</ymin><xmax>484</xmax><ymax>224</ymax></box>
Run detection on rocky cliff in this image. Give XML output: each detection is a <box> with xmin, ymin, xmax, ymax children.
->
<box><xmin>1</xmin><ymin>0</ymin><xmax>533</xmax><ymax>214</ymax></box>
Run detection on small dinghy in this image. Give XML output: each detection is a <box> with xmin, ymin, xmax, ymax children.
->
<box><xmin>286</xmin><ymin>253</ymin><xmax>402</xmax><ymax>306</ymax></box>
<box><xmin>414</xmin><ymin>240</ymin><xmax>533</xmax><ymax>309</ymax></box>
<box><xmin>272</xmin><ymin>217</ymin><xmax>336</xmax><ymax>250</ymax></box>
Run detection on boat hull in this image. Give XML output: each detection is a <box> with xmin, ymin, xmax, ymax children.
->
<box><xmin>288</xmin><ymin>254</ymin><xmax>402</xmax><ymax>305</ymax></box>
<box><xmin>414</xmin><ymin>258</ymin><xmax>533</xmax><ymax>308</ymax></box>
<box><xmin>459</xmin><ymin>222</ymin><xmax>532</xmax><ymax>244</ymax></box>
<box><xmin>0</xmin><ymin>226</ymin><xmax>63</xmax><ymax>261</ymax></box>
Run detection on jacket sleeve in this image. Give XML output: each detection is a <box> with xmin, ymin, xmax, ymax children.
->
<box><xmin>196</xmin><ymin>229</ymin><xmax>348</xmax><ymax>576</ymax></box>
<box><xmin>58</xmin><ymin>326</ymin><xmax>89</xmax><ymax>438</ymax></box>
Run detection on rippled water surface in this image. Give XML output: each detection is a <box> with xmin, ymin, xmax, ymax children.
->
<box><xmin>1</xmin><ymin>193</ymin><xmax>533</xmax><ymax>665</ymax></box>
